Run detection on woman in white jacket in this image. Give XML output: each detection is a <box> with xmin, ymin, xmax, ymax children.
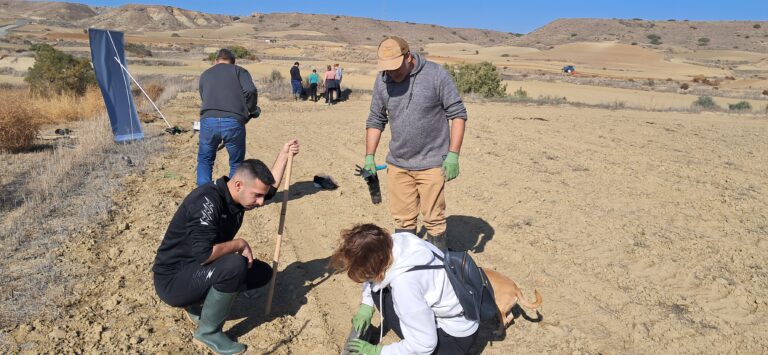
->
<box><xmin>331</xmin><ymin>224</ymin><xmax>479</xmax><ymax>355</ymax></box>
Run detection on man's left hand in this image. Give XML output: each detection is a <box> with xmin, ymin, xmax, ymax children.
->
<box><xmin>348</xmin><ymin>339</ymin><xmax>381</xmax><ymax>355</ymax></box>
<box><xmin>442</xmin><ymin>151</ymin><xmax>460</xmax><ymax>181</ymax></box>
<box><xmin>282</xmin><ymin>139</ymin><xmax>300</xmax><ymax>156</ymax></box>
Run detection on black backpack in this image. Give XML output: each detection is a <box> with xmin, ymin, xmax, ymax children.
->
<box><xmin>409</xmin><ymin>250</ymin><xmax>497</xmax><ymax>321</ymax></box>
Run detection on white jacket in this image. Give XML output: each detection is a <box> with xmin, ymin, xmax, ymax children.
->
<box><xmin>360</xmin><ymin>233</ymin><xmax>479</xmax><ymax>355</ymax></box>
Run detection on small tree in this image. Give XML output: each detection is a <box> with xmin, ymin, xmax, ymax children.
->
<box><xmin>646</xmin><ymin>34</ymin><xmax>662</xmax><ymax>45</ymax></box>
<box><xmin>25</xmin><ymin>44</ymin><xmax>96</xmax><ymax>97</ymax></box>
<box><xmin>444</xmin><ymin>62</ymin><xmax>507</xmax><ymax>98</ymax></box>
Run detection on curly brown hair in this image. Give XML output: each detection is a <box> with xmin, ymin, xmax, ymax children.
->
<box><xmin>330</xmin><ymin>224</ymin><xmax>393</xmax><ymax>283</ymax></box>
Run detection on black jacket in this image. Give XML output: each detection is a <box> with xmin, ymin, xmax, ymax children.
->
<box><xmin>152</xmin><ymin>177</ymin><xmax>276</xmax><ymax>276</ymax></box>
<box><xmin>290</xmin><ymin>65</ymin><xmax>302</xmax><ymax>81</ymax></box>
<box><xmin>199</xmin><ymin>63</ymin><xmax>258</xmax><ymax>125</ymax></box>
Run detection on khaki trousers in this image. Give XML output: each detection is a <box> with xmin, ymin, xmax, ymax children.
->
<box><xmin>387</xmin><ymin>165</ymin><xmax>446</xmax><ymax>236</ymax></box>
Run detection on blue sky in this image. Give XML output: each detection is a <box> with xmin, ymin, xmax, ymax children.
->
<box><xmin>61</xmin><ymin>0</ymin><xmax>767</xmax><ymax>33</ymax></box>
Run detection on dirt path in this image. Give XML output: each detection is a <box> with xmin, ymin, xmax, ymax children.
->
<box><xmin>3</xmin><ymin>93</ymin><xmax>767</xmax><ymax>354</ymax></box>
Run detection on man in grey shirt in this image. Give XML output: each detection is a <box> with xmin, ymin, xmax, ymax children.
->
<box><xmin>197</xmin><ymin>48</ymin><xmax>258</xmax><ymax>186</ymax></box>
<box><xmin>364</xmin><ymin>36</ymin><xmax>467</xmax><ymax>249</ymax></box>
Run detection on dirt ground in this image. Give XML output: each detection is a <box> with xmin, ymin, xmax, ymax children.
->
<box><xmin>1</xmin><ymin>91</ymin><xmax>767</xmax><ymax>354</ymax></box>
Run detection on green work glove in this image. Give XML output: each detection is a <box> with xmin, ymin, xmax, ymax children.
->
<box><xmin>442</xmin><ymin>151</ymin><xmax>460</xmax><ymax>181</ymax></box>
<box><xmin>348</xmin><ymin>339</ymin><xmax>382</xmax><ymax>355</ymax></box>
<box><xmin>364</xmin><ymin>154</ymin><xmax>376</xmax><ymax>174</ymax></box>
<box><xmin>351</xmin><ymin>304</ymin><xmax>375</xmax><ymax>334</ymax></box>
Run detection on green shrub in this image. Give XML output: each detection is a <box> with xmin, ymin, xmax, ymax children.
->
<box><xmin>728</xmin><ymin>101</ymin><xmax>751</xmax><ymax>111</ymax></box>
<box><xmin>171</xmin><ymin>33</ymin><xmax>180</xmax><ymax>37</ymax></box>
<box><xmin>124</xmin><ymin>42</ymin><xmax>152</xmax><ymax>57</ymax></box>
<box><xmin>207</xmin><ymin>46</ymin><xmax>253</xmax><ymax>61</ymax></box>
<box><xmin>25</xmin><ymin>44</ymin><xmax>96</xmax><ymax>97</ymax></box>
<box><xmin>692</xmin><ymin>96</ymin><xmax>718</xmax><ymax>110</ymax></box>
<box><xmin>697</xmin><ymin>37</ymin><xmax>710</xmax><ymax>46</ymax></box>
<box><xmin>680</xmin><ymin>83</ymin><xmax>689</xmax><ymax>90</ymax></box>
<box><xmin>646</xmin><ymin>34</ymin><xmax>662</xmax><ymax>45</ymax></box>
<box><xmin>754</xmin><ymin>24</ymin><xmax>761</xmax><ymax>29</ymax></box>
<box><xmin>513</xmin><ymin>87</ymin><xmax>528</xmax><ymax>99</ymax></box>
<box><xmin>444</xmin><ymin>62</ymin><xmax>507</xmax><ymax>98</ymax></box>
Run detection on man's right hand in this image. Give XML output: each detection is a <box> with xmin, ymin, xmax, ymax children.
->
<box><xmin>282</xmin><ymin>139</ymin><xmax>300</xmax><ymax>156</ymax></box>
<box><xmin>237</xmin><ymin>239</ymin><xmax>254</xmax><ymax>268</ymax></box>
<box><xmin>364</xmin><ymin>155</ymin><xmax>376</xmax><ymax>174</ymax></box>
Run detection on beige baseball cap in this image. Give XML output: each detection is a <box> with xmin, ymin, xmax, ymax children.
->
<box><xmin>377</xmin><ymin>36</ymin><xmax>409</xmax><ymax>71</ymax></box>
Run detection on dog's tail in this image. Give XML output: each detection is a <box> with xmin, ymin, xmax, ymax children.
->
<box><xmin>516</xmin><ymin>289</ymin><xmax>542</xmax><ymax>309</ymax></box>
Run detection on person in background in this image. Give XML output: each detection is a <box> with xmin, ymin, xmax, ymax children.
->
<box><xmin>290</xmin><ymin>62</ymin><xmax>302</xmax><ymax>101</ymax></box>
<box><xmin>334</xmin><ymin>63</ymin><xmax>344</xmax><ymax>101</ymax></box>
<box><xmin>308</xmin><ymin>69</ymin><xmax>320</xmax><ymax>102</ymax></box>
<box><xmin>324</xmin><ymin>65</ymin><xmax>337</xmax><ymax>105</ymax></box>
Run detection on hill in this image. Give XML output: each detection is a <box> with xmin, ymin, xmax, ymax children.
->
<box><xmin>517</xmin><ymin>18</ymin><xmax>768</xmax><ymax>53</ymax></box>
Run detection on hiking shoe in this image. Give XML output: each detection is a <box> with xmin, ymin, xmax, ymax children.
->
<box><xmin>428</xmin><ymin>233</ymin><xmax>448</xmax><ymax>250</ymax></box>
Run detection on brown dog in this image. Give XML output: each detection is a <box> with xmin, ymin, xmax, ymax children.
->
<box><xmin>482</xmin><ymin>268</ymin><xmax>542</xmax><ymax>335</ymax></box>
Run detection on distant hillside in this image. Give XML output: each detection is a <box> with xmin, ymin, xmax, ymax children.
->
<box><xmin>80</xmin><ymin>4</ymin><xmax>235</xmax><ymax>32</ymax></box>
<box><xmin>3</xmin><ymin>2</ymin><xmax>768</xmax><ymax>53</ymax></box>
<box><xmin>0</xmin><ymin>0</ymin><xmax>96</xmax><ymax>23</ymax></box>
<box><xmin>517</xmin><ymin>19</ymin><xmax>768</xmax><ymax>53</ymax></box>
<box><xmin>244</xmin><ymin>12</ymin><xmax>519</xmax><ymax>47</ymax></box>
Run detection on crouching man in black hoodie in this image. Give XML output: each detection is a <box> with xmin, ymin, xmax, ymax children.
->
<box><xmin>152</xmin><ymin>139</ymin><xmax>299</xmax><ymax>354</ymax></box>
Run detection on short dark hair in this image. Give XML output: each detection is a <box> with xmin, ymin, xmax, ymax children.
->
<box><xmin>234</xmin><ymin>159</ymin><xmax>275</xmax><ymax>186</ymax></box>
<box><xmin>216</xmin><ymin>48</ymin><xmax>236</xmax><ymax>64</ymax></box>
<box><xmin>294</xmin><ymin>61</ymin><xmax>300</xmax><ymax>65</ymax></box>
<box><xmin>312</xmin><ymin>69</ymin><xmax>316</xmax><ymax>72</ymax></box>
<box><xmin>330</xmin><ymin>224</ymin><xmax>393</xmax><ymax>283</ymax></box>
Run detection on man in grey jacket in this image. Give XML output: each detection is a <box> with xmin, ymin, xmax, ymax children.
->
<box><xmin>197</xmin><ymin>48</ymin><xmax>258</xmax><ymax>186</ymax></box>
<box><xmin>364</xmin><ymin>36</ymin><xmax>467</xmax><ymax>249</ymax></box>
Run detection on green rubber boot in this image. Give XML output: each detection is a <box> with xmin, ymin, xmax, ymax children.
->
<box><xmin>193</xmin><ymin>288</ymin><xmax>246</xmax><ymax>354</ymax></box>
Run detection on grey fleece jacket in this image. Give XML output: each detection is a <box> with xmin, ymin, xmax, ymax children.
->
<box><xmin>366</xmin><ymin>52</ymin><xmax>467</xmax><ymax>171</ymax></box>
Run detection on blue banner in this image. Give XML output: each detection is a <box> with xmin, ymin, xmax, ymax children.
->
<box><xmin>88</xmin><ymin>28</ymin><xmax>143</xmax><ymax>142</ymax></box>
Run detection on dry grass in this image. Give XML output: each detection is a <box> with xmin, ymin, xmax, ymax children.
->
<box><xmin>31</xmin><ymin>86</ymin><xmax>105</xmax><ymax>124</ymax></box>
<box><xmin>0</xmin><ymin>117</ymin><xmax>164</xmax><ymax>330</ymax></box>
<box><xmin>0</xmin><ymin>90</ymin><xmax>39</xmax><ymax>153</ymax></box>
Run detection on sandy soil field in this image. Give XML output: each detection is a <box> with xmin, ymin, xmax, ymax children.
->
<box><xmin>2</xmin><ymin>91</ymin><xmax>766</xmax><ymax>354</ymax></box>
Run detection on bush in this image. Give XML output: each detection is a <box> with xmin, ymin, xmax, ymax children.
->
<box><xmin>754</xmin><ymin>24</ymin><xmax>762</xmax><ymax>29</ymax></box>
<box><xmin>513</xmin><ymin>87</ymin><xmax>528</xmax><ymax>99</ymax></box>
<box><xmin>25</xmin><ymin>43</ymin><xmax>96</xmax><ymax>97</ymax></box>
<box><xmin>171</xmin><ymin>33</ymin><xmax>180</xmax><ymax>37</ymax></box>
<box><xmin>680</xmin><ymin>83</ymin><xmax>690</xmax><ymax>90</ymax></box>
<box><xmin>646</xmin><ymin>34</ymin><xmax>662</xmax><ymax>45</ymax></box>
<box><xmin>692</xmin><ymin>96</ymin><xmax>718</xmax><ymax>110</ymax></box>
<box><xmin>697</xmin><ymin>37</ymin><xmax>710</xmax><ymax>46</ymax></box>
<box><xmin>207</xmin><ymin>46</ymin><xmax>253</xmax><ymax>61</ymax></box>
<box><xmin>0</xmin><ymin>89</ymin><xmax>39</xmax><ymax>152</ymax></box>
<box><xmin>444</xmin><ymin>62</ymin><xmax>507</xmax><ymax>98</ymax></box>
<box><xmin>728</xmin><ymin>101</ymin><xmax>751</xmax><ymax>111</ymax></box>
<box><xmin>124</xmin><ymin>42</ymin><xmax>152</xmax><ymax>57</ymax></box>
<box><xmin>762</xmin><ymin>89</ymin><xmax>768</xmax><ymax>96</ymax></box>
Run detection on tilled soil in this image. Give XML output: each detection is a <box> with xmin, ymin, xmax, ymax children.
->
<box><xmin>2</xmin><ymin>93</ymin><xmax>767</xmax><ymax>354</ymax></box>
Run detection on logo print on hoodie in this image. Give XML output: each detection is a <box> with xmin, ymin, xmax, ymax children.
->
<box><xmin>200</xmin><ymin>197</ymin><xmax>214</xmax><ymax>225</ymax></box>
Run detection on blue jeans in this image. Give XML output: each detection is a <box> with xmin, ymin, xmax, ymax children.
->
<box><xmin>291</xmin><ymin>80</ymin><xmax>302</xmax><ymax>96</ymax></box>
<box><xmin>196</xmin><ymin>117</ymin><xmax>245</xmax><ymax>186</ymax></box>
